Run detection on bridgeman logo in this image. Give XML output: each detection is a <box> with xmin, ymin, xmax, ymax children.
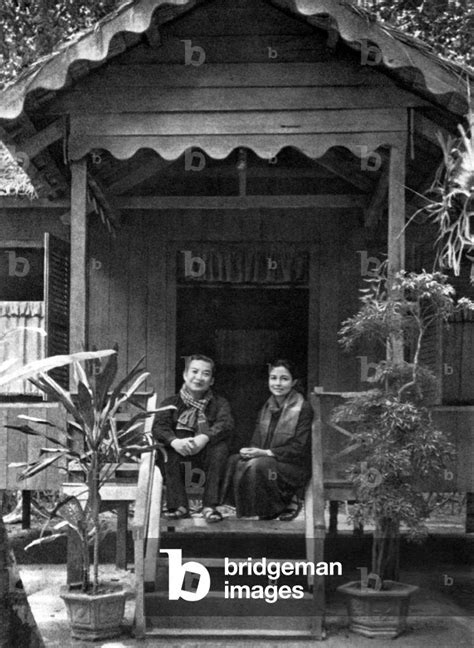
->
<box><xmin>161</xmin><ymin>550</ymin><xmax>342</xmax><ymax>603</ymax></box>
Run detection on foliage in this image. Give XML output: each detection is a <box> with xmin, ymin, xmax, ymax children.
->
<box><xmin>415</xmin><ymin>123</ymin><xmax>474</xmax><ymax>275</ymax></box>
<box><xmin>372</xmin><ymin>0</ymin><xmax>473</xmax><ymax>68</ymax></box>
<box><xmin>0</xmin><ymin>0</ymin><xmax>121</xmax><ymax>90</ymax></box>
<box><xmin>339</xmin><ymin>266</ymin><xmax>474</xmax><ymax>399</ymax></box>
<box><xmin>0</xmin><ymin>140</ymin><xmax>36</xmax><ymax>197</ymax></box>
<box><xmin>8</xmin><ymin>351</ymin><xmax>160</xmax><ymax>593</ymax></box>
<box><xmin>0</xmin><ymin>0</ymin><xmax>471</xmax><ymax>90</ymax></box>
<box><xmin>332</xmin><ymin>268</ymin><xmax>473</xmax><ymax>583</ymax></box>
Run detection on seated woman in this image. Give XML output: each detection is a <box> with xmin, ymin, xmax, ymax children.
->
<box><xmin>226</xmin><ymin>359</ymin><xmax>313</xmax><ymax>521</ymax></box>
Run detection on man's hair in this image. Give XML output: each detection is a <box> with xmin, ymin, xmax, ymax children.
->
<box><xmin>184</xmin><ymin>354</ymin><xmax>216</xmax><ymax>375</ymax></box>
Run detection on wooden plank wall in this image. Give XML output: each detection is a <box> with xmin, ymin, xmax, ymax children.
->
<box><xmin>87</xmin><ymin>209</ymin><xmax>366</xmax><ymax>401</ymax></box>
<box><xmin>432</xmin><ymin>407</ymin><xmax>474</xmax><ymax>491</ymax></box>
<box><xmin>0</xmin><ymin>403</ymin><xmax>67</xmax><ymax>490</ymax></box>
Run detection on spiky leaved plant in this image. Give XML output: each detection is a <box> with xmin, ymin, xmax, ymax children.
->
<box><xmin>8</xmin><ymin>351</ymin><xmax>159</xmax><ymax>593</ymax></box>
<box><xmin>417</xmin><ymin>120</ymin><xmax>474</xmax><ymax>276</ymax></box>
<box><xmin>333</xmin><ymin>268</ymin><xmax>474</xmax><ymax>584</ymax></box>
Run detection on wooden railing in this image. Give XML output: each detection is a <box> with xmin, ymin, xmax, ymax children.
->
<box><xmin>132</xmin><ymin>393</ymin><xmax>160</xmax><ymax>639</ymax></box>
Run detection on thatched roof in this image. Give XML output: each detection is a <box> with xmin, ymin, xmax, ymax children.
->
<box><xmin>0</xmin><ymin>0</ymin><xmax>471</xmax><ymax>121</ymax></box>
<box><xmin>0</xmin><ymin>141</ymin><xmax>36</xmax><ymax>198</ymax></box>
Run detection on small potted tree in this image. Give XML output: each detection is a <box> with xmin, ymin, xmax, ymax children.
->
<box><xmin>334</xmin><ymin>268</ymin><xmax>474</xmax><ymax>638</ymax></box>
<box><xmin>8</xmin><ymin>351</ymin><xmax>159</xmax><ymax>640</ymax></box>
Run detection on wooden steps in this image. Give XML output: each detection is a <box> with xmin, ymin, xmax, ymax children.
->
<box><xmin>143</xmin><ymin>552</ymin><xmax>323</xmax><ymax>638</ymax></box>
<box><xmin>132</xmin><ymin>389</ymin><xmax>328</xmax><ymax>640</ymax></box>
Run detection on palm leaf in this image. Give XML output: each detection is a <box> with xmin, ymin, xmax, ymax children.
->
<box><xmin>94</xmin><ymin>351</ymin><xmax>118</xmax><ymax>410</ymax></box>
<box><xmin>77</xmin><ymin>380</ymin><xmax>95</xmax><ymax>431</ymax></box>
<box><xmin>29</xmin><ymin>374</ymin><xmax>84</xmax><ymax>425</ymax></box>
<box><xmin>0</xmin><ymin>349</ymin><xmax>116</xmax><ymax>387</ymax></box>
<box><xmin>5</xmin><ymin>424</ymin><xmax>68</xmax><ymax>448</ymax></box>
<box><xmin>17</xmin><ymin>453</ymin><xmax>65</xmax><ymax>480</ymax></box>
<box><xmin>110</xmin><ymin>372</ymin><xmax>150</xmax><ymax>416</ymax></box>
<box><xmin>25</xmin><ymin>533</ymin><xmax>65</xmax><ymax>550</ymax></box>
<box><xmin>17</xmin><ymin>415</ymin><xmax>55</xmax><ymax>427</ymax></box>
<box><xmin>106</xmin><ymin>357</ymin><xmax>146</xmax><ymax>411</ymax></box>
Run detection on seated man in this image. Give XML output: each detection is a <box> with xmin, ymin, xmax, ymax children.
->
<box><xmin>153</xmin><ymin>354</ymin><xmax>234</xmax><ymax>523</ymax></box>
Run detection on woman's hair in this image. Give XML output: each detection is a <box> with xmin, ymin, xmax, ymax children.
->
<box><xmin>268</xmin><ymin>359</ymin><xmax>298</xmax><ymax>379</ymax></box>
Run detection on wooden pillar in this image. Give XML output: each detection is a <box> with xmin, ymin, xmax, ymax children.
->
<box><xmin>387</xmin><ymin>144</ymin><xmax>406</xmax><ymax>277</ymax></box>
<box><xmin>309</xmin><ymin>388</ymin><xmax>326</xmax><ymax>639</ymax></box>
<box><xmin>387</xmin><ymin>143</ymin><xmax>406</xmax><ymax>364</ymax></box>
<box><xmin>21</xmin><ymin>490</ymin><xmax>31</xmax><ymax>530</ymax></box>
<box><xmin>328</xmin><ymin>500</ymin><xmax>338</xmax><ymax>536</ymax></box>
<box><xmin>466</xmin><ymin>492</ymin><xmax>474</xmax><ymax>533</ymax></box>
<box><xmin>116</xmin><ymin>502</ymin><xmax>128</xmax><ymax>570</ymax></box>
<box><xmin>69</xmin><ymin>158</ymin><xmax>88</xmax><ymax>360</ymax></box>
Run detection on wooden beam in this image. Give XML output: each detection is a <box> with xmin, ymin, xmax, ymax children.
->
<box><xmin>388</xmin><ymin>143</ymin><xmax>406</xmax><ymax>364</ymax></box>
<box><xmin>0</xmin><ymin>198</ymin><xmax>69</xmax><ymax>209</ymax></box>
<box><xmin>69</xmin><ymin>158</ymin><xmax>88</xmax><ymax>362</ymax></box>
<box><xmin>117</xmin><ymin>195</ymin><xmax>366</xmax><ymax>210</ymax></box>
<box><xmin>414</xmin><ymin>113</ymin><xmax>456</xmax><ymax>148</ymax></box>
<box><xmin>388</xmin><ymin>145</ymin><xmax>406</xmax><ymax>275</ymax></box>
<box><xmin>15</xmin><ymin>115</ymin><xmax>68</xmax><ymax>198</ymax></box>
<box><xmin>17</xmin><ymin>119</ymin><xmax>64</xmax><ymax>159</ymax></box>
<box><xmin>364</xmin><ymin>164</ymin><xmax>389</xmax><ymax>227</ymax></box>
<box><xmin>315</xmin><ymin>156</ymin><xmax>372</xmax><ymax>192</ymax></box>
<box><xmin>107</xmin><ymin>157</ymin><xmax>172</xmax><ymax>195</ymax></box>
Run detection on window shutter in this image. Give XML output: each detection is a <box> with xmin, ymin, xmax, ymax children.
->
<box><xmin>44</xmin><ymin>234</ymin><xmax>70</xmax><ymax>388</ymax></box>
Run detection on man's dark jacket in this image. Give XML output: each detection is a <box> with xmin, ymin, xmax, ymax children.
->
<box><xmin>152</xmin><ymin>392</ymin><xmax>234</xmax><ymax>447</ymax></box>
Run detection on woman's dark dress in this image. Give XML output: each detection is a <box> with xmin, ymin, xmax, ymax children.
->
<box><xmin>229</xmin><ymin>390</ymin><xmax>312</xmax><ymax>518</ymax></box>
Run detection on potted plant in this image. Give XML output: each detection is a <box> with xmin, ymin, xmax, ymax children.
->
<box><xmin>8</xmin><ymin>351</ymin><xmax>159</xmax><ymax>640</ymax></box>
<box><xmin>334</xmin><ymin>267</ymin><xmax>474</xmax><ymax>638</ymax></box>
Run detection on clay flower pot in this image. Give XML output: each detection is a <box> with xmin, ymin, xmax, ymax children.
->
<box><xmin>60</xmin><ymin>585</ymin><xmax>128</xmax><ymax>640</ymax></box>
<box><xmin>337</xmin><ymin>580</ymin><xmax>419</xmax><ymax>638</ymax></box>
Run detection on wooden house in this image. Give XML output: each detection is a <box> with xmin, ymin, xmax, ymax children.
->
<box><xmin>0</xmin><ymin>0</ymin><xmax>473</xmax><ymax>635</ymax></box>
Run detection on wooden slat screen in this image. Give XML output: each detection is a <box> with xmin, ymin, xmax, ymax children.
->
<box><xmin>44</xmin><ymin>233</ymin><xmax>70</xmax><ymax>388</ymax></box>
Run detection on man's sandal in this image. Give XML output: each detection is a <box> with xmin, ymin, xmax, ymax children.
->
<box><xmin>202</xmin><ymin>507</ymin><xmax>224</xmax><ymax>523</ymax></box>
<box><xmin>164</xmin><ymin>506</ymin><xmax>190</xmax><ymax>520</ymax></box>
<box><xmin>279</xmin><ymin>497</ymin><xmax>303</xmax><ymax>521</ymax></box>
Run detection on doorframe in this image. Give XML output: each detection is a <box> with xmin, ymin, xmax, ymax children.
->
<box><xmin>166</xmin><ymin>239</ymin><xmax>320</xmax><ymax>399</ymax></box>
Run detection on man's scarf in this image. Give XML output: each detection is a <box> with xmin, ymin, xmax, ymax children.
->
<box><xmin>177</xmin><ymin>385</ymin><xmax>212</xmax><ymax>435</ymax></box>
<box><xmin>257</xmin><ymin>389</ymin><xmax>304</xmax><ymax>448</ymax></box>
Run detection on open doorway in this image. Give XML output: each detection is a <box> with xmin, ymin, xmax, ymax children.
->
<box><xmin>176</xmin><ymin>285</ymin><xmax>309</xmax><ymax>452</ymax></box>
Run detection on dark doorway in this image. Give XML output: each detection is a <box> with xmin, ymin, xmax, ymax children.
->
<box><xmin>176</xmin><ymin>286</ymin><xmax>309</xmax><ymax>451</ymax></box>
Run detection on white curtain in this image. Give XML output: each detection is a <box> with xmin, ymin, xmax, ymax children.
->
<box><xmin>0</xmin><ymin>301</ymin><xmax>45</xmax><ymax>395</ymax></box>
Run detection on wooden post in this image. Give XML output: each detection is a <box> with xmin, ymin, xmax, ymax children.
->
<box><xmin>328</xmin><ymin>500</ymin><xmax>338</xmax><ymax>536</ymax></box>
<box><xmin>69</xmin><ymin>158</ymin><xmax>88</xmax><ymax>361</ymax></box>
<box><xmin>387</xmin><ymin>143</ymin><xmax>406</xmax><ymax>364</ymax></box>
<box><xmin>116</xmin><ymin>503</ymin><xmax>128</xmax><ymax>570</ymax></box>
<box><xmin>21</xmin><ymin>490</ymin><xmax>31</xmax><ymax>530</ymax></box>
<box><xmin>466</xmin><ymin>493</ymin><xmax>474</xmax><ymax>533</ymax></box>
<box><xmin>387</xmin><ymin>144</ymin><xmax>406</xmax><ymax>277</ymax></box>
<box><xmin>309</xmin><ymin>387</ymin><xmax>326</xmax><ymax>640</ymax></box>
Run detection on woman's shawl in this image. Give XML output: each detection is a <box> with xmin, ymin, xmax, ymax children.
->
<box><xmin>255</xmin><ymin>389</ymin><xmax>305</xmax><ymax>449</ymax></box>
